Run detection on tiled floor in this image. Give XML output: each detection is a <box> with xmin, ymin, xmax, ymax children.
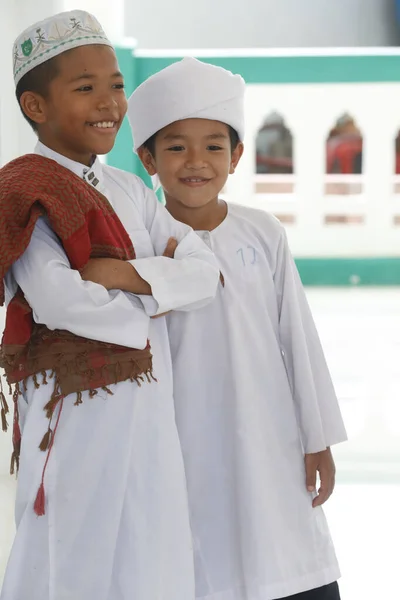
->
<box><xmin>306</xmin><ymin>287</ymin><xmax>400</xmax><ymax>598</ymax></box>
<box><xmin>1</xmin><ymin>287</ymin><xmax>399</xmax><ymax>597</ymax></box>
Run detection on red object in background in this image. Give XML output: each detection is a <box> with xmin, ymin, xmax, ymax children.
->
<box><xmin>326</xmin><ymin>135</ymin><xmax>363</xmax><ymax>174</ymax></box>
<box><xmin>395</xmin><ymin>154</ymin><xmax>400</xmax><ymax>175</ymax></box>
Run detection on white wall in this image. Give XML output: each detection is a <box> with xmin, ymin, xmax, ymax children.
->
<box><xmin>0</xmin><ymin>1</ymin><xmax>21</xmax><ymax>165</ymax></box>
<box><xmin>125</xmin><ymin>0</ymin><xmax>400</xmax><ymax>49</ymax></box>
<box><xmin>63</xmin><ymin>0</ymin><xmax>125</xmax><ymax>43</ymax></box>
<box><xmin>0</xmin><ymin>0</ymin><xmax>67</xmax><ymax>165</ymax></box>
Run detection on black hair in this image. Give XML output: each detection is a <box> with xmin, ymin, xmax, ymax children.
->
<box><xmin>15</xmin><ymin>56</ymin><xmax>60</xmax><ymax>131</ymax></box>
<box><xmin>142</xmin><ymin>124</ymin><xmax>240</xmax><ymax>156</ymax></box>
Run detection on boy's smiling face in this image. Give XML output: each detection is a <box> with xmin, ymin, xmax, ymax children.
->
<box><xmin>21</xmin><ymin>45</ymin><xmax>127</xmax><ymax>166</ymax></box>
<box><xmin>139</xmin><ymin>118</ymin><xmax>243</xmax><ymax>211</ymax></box>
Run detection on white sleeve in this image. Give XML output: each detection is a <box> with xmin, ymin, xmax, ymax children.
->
<box><xmin>274</xmin><ymin>229</ymin><xmax>347</xmax><ymax>453</ymax></box>
<box><xmin>129</xmin><ymin>186</ymin><xmax>220</xmax><ymax>316</ymax></box>
<box><xmin>9</xmin><ymin>218</ymin><xmax>150</xmax><ymax>349</ymax></box>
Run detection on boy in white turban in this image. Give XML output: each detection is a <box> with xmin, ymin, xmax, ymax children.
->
<box><xmin>0</xmin><ymin>16</ymin><xmax>220</xmax><ymax>600</ymax></box>
<box><xmin>125</xmin><ymin>57</ymin><xmax>347</xmax><ymax>600</ymax></box>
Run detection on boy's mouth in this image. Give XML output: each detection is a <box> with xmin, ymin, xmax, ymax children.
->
<box><xmin>179</xmin><ymin>177</ymin><xmax>211</xmax><ymax>187</ymax></box>
<box><xmin>88</xmin><ymin>121</ymin><xmax>118</xmax><ymax>130</ymax></box>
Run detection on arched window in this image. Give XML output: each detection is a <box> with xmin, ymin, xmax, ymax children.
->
<box><xmin>255</xmin><ymin>112</ymin><xmax>293</xmax><ymax>175</ymax></box>
<box><xmin>325</xmin><ymin>113</ymin><xmax>363</xmax><ymax>196</ymax></box>
<box><xmin>255</xmin><ymin>112</ymin><xmax>294</xmax><ymax>196</ymax></box>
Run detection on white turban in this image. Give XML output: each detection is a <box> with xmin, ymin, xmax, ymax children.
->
<box><xmin>13</xmin><ymin>10</ymin><xmax>113</xmax><ymax>86</ymax></box>
<box><xmin>128</xmin><ymin>57</ymin><xmax>245</xmax><ymax>152</ymax></box>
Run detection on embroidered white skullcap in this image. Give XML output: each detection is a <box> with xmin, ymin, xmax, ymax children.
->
<box><xmin>13</xmin><ymin>10</ymin><xmax>113</xmax><ymax>86</ymax></box>
<box><xmin>128</xmin><ymin>57</ymin><xmax>246</xmax><ymax>152</ymax></box>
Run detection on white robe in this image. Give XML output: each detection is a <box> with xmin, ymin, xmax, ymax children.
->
<box><xmin>166</xmin><ymin>203</ymin><xmax>347</xmax><ymax>600</ymax></box>
<box><xmin>0</xmin><ymin>142</ymin><xmax>220</xmax><ymax>600</ymax></box>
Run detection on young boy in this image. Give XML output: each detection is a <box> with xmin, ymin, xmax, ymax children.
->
<box><xmin>0</xmin><ymin>16</ymin><xmax>220</xmax><ymax>600</ymax></box>
<box><xmin>126</xmin><ymin>58</ymin><xmax>348</xmax><ymax>600</ymax></box>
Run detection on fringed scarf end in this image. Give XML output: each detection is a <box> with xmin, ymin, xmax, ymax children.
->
<box><xmin>101</xmin><ymin>385</ymin><xmax>113</xmax><ymax>396</ymax></box>
<box><xmin>32</xmin><ymin>373</ymin><xmax>40</xmax><ymax>389</ymax></box>
<box><xmin>74</xmin><ymin>390</ymin><xmax>83</xmax><ymax>407</ymax></box>
<box><xmin>44</xmin><ymin>385</ymin><xmax>62</xmax><ymax>420</ymax></box>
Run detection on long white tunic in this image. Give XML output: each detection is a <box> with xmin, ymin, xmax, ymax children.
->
<box><xmin>167</xmin><ymin>203</ymin><xmax>347</xmax><ymax>600</ymax></box>
<box><xmin>0</xmin><ymin>143</ymin><xmax>220</xmax><ymax>600</ymax></box>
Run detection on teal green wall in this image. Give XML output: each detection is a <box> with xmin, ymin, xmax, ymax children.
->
<box><xmin>135</xmin><ymin>55</ymin><xmax>400</xmax><ymax>85</ymax></box>
<box><xmin>296</xmin><ymin>257</ymin><xmax>400</xmax><ymax>286</ymax></box>
<box><xmin>108</xmin><ymin>47</ymin><xmax>152</xmax><ymax>187</ymax></box>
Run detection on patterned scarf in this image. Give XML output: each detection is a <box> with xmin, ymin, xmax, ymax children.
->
<box><xmin>0</xmin><ymin>154</ymin><xmax>154</xmax><ymax>509</ymax></box>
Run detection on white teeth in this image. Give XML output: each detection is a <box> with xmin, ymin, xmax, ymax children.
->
<box><xmin>91</xmin><ymin>121</ymin><xmax>115</xmax><ymax>128</ymax></box>
<box><xmin>185</xmin><ymin>178</ymin><xmax>205</xmax><ymax>182</ymax></box>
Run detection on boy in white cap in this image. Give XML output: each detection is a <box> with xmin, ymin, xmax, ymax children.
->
<box><xmin>0</xmin><ymin>15</ymin><xmax>220</xmax><ymax>600</ymax></box>
<box><xmin>125</xmin><ymin>57</ymin><xmax>347</xmax><ymax>600</ymax></box>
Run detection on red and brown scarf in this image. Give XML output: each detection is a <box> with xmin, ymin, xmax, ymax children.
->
<box><xmin>0</xmin><ymin>154</ymin><xmax>154</xmax><ymax>511</ymax></box>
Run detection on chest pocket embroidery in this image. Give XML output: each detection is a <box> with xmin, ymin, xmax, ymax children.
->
<box><xmin>237</xmin><ymin>245</ymin><xmax>257</xmax><ymax>266</ymax></box>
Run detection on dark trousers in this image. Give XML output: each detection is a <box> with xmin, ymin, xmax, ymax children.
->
<box><xmin>278</xmin><ymin>581</ymin><xmax>340</xmax><ymax>600</ymax></box>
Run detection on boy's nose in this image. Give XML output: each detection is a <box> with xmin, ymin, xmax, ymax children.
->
<box><xmin>185</xmin><ymin>151</ymin><xmax>207</xmax><ymax>169</ymax></box>
<box><xmin>97</xmin><ymin>94</ymin><xmax>118</xmax><ymax>111</ymax></box>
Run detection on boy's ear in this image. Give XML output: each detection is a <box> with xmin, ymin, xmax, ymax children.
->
<box><xmin>20</xmin><ymin>91</ymin><xmax>47</xmax><ymax>126</ymax></box>
<box><xmin>229</xmin><ymin>142</ymin><xmax>244</xmax><ymax>175</ymax></box>
<box><xmin>138</xmin><ymin>146</ymin><xmax>157</xmax><ymax>176</ymax></box>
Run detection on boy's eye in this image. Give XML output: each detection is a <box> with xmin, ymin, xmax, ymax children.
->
<box><xmin>76</xmin><ymin>85</ymin><xmax>93</xmax><ymax>92</ymax></box>
<box><xmin>208</xmin><ymin>145</ymin><xmax>223</xmax><ymax>151</ymax></box>
<box><xmin>113</xmin><ymin>83</ymin><xmax>125</xmax><ymax>90</ymax></box>
<box><xmin>167</xmin><ymin>145</ymin><xmax>185</xmax><ymax>152</ymax></box>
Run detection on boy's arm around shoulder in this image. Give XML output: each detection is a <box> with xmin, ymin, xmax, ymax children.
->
<box><xmin>10</xmin><ymin>217</ymin><xmax>150</xmax><ymax>349</ymax></box>
<box><xmin>273</xmin><ymin>221</ymin><xmax>347</xmax><ymax>453</ymax></box>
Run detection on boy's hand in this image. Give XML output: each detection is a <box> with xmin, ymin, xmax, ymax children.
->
<box><xmin>81</xmin><ymin>258</ymin><xmax>151</xmax><ymax>295</ymax></box>
<box><xmin>80</xmin><ymin>238</ymin><xmax>177</xmax><ymax>298</ymax></box>
<box><xmin>163</xmin><ymin>237</ymin><xmax>178</xmax><ymax>258</ymax></box>
<box><xmin>304</xmin><ymin>447</ymin><xmax>336</xmax><ymax>507</ymax></box>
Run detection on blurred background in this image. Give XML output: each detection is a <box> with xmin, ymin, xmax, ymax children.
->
<box><xmin>1</xmin><ymin>0</ymin><xmax>400</xmax><ymax>597</ymax></box>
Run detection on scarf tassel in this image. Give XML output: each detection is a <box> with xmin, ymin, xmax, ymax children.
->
<box><xmin>33</xmin><ymin>483</ymin><xmax>46</xmax><ymax>516</ymax></box>
<box><xmin>0</xmin><ymin>375</ymin><xmax>9</xmax><ymax>432</ymax></box>
<box><xmin>34</xmin><ymin>396</ymin><xmax>64</xmax><ymax>517</ymax></box>
<box><xmin>74</xmin><ymin>390</ymin><xmax>83</xmax><ymax>407</ymax></box>
<box><xmin>10</xmin><ymin>383</ymin><xmax>22</xmax><ymax>476</ymax></box>
<box><xmin>1</xmin><ymin>407</ymin><xmax>7</xmax><ymax>432</ymax></box>
<box><xmin>10</xmin><ymin>449</ymin><xmax>19</xmax><ymax>476</ymax></box>
<box><xmin>39</xmin><ymin>428</ymin><xmax>52</xmax><ymax>452</ymax></box>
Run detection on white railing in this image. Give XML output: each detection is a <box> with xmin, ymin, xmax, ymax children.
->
<box><xmin>225</xmin><ymin>82</ymin><xmax>400</xmax><ymax>258</ymax></box>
